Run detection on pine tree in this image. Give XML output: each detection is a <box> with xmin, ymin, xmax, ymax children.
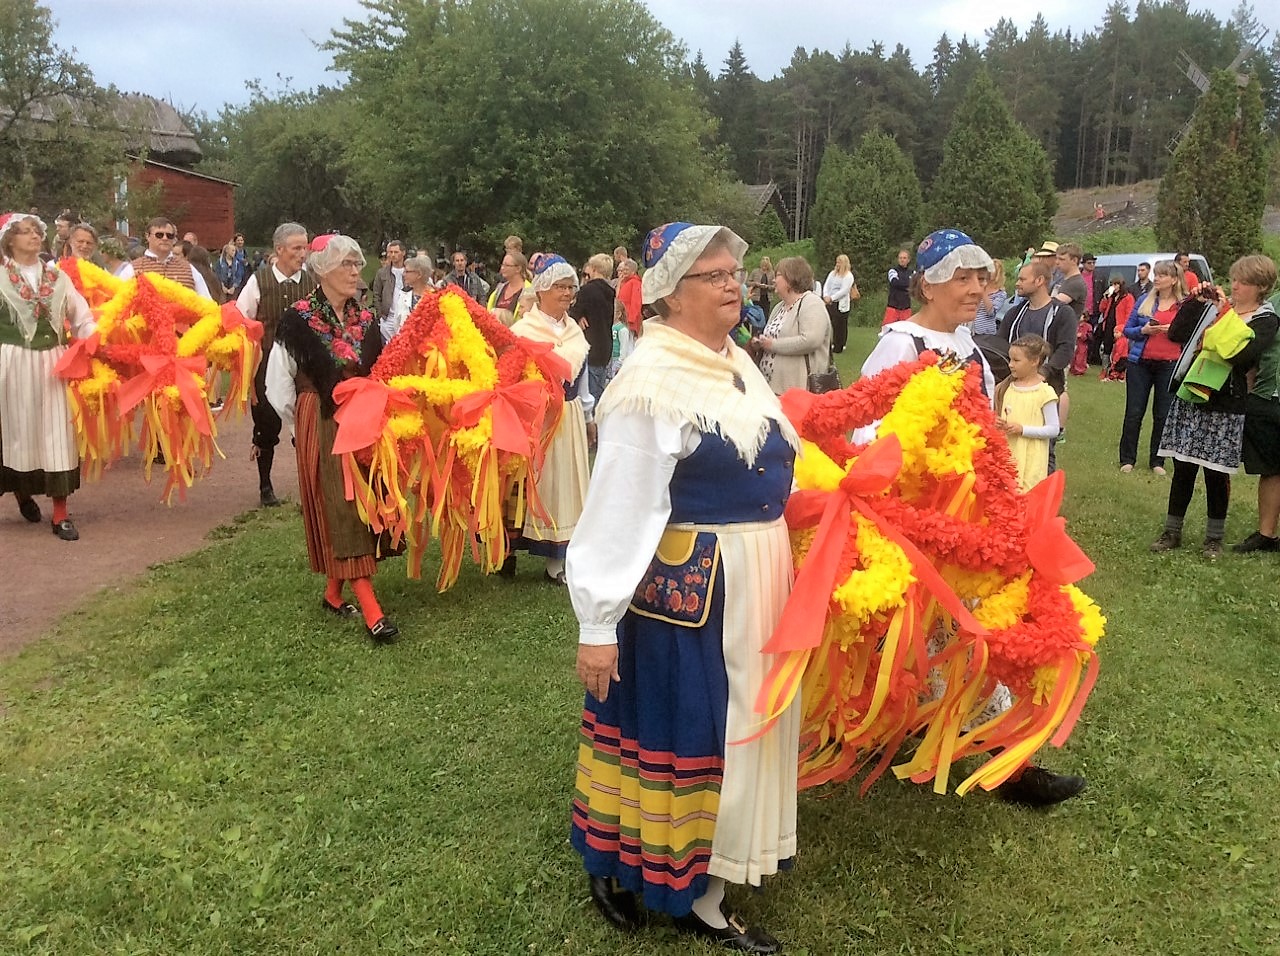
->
<box><xmin>1157</xmin><ymin>70</ymin><xmax>1268</xmax><ymax>273</ymax></box>
<box><xmin>715</xmin><ymin>41</ymin><xmax>763</xmax><ymax>182</ymax></box>
<box><xmin>810</xmin><ymin>132</ymin><xmax>923</xmax><ymax>289</ymax></box>
<box><xmin>926</xmin><ymin>68</ymin><xmax>1056</xmax><ymax>257</ymax></box>
<box><xmin>756</xmin><ymin>206</ymin><xmax>787</xmax><ymax>248</ymax></box>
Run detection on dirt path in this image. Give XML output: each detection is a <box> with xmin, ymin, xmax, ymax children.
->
<box><xmin>0</xmin><ymin>415</ymin><xmax>297</xmax><ymax>656</ymax></box>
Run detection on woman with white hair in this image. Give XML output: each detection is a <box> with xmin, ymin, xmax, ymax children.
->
<box><xmin>0</xmin><ymin>212</ymin><xmax>95</xmax><ymax>540</ymax></box>
<box><xmin>504</xmin><ymin>253</ymin><xmax>592</xmax><ymax>583</ymax></box>
<box><xmin>266</xmin><ymin>234</ymin><xmax>399</xmax><ymax>643</ymax></box>
<box><xmin>566</xmin><ymin>223</ymin><xmax>800</xmax><ymax>953</ymax></box>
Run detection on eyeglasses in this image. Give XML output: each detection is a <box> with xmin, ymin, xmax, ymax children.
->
<box><xmin>682</xmin><ymin>268</ymin><xmax>747</xmax><ymax>288</ymax></box>
<box><xmin>337</xmin><ymin>259</ymin><xmax>363</xmax><ymax>271</ymax></box>
<box><xmin>151</xmin><ymin>231</ymin><xmax>176</xmax><ymax>240</ymax></box>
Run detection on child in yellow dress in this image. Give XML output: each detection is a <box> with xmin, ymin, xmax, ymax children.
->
<box><xmin>996</xmin><ymin>335</ymin><xmax>1060</xmax><ymax>492</ymax></box>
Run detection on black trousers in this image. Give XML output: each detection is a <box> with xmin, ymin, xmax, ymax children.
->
<box><xmin>251</xmin><ymin>345</ymin><xmax>282</xmax><ymax>450</ymax></box>
<box><xmin>827</xmin><ymin>302</ymin><xmax>848</xmax><ymax>353</ymax></box>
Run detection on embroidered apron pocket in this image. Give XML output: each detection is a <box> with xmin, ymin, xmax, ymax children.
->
<box><xmin>629</xmin><ymin>528</ymin><xmax>720</xmax><ymax>627</ymax></box>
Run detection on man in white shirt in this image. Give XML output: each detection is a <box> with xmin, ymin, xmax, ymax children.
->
<box><xmin>236</xmin><ymin>222</ymin><xmax>315</xmax><ymax>506</ymax></box>
<box><xmin>118</xmin><ymin>217</ymin><xmax>213</xmax><ymax>298</ymax></box>
<box><xmin>371</xmin><ymin>240</ymin><xmax>406</xmax><ymax>322</ymax></box>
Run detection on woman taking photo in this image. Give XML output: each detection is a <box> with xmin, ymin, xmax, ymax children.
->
<box><xmin>0</xmin><ymin>213</ymin><xmax>95</xmax><ymax>540</ymax></box>
<box><xmin>971</xmin><ymin>257</ymin><xmax>1007</xmax><ymax>336</ymax></box>
<box><xmin>1118</xmin><ymin>260</ymin><xmax>1185</xmax><ymax>475</ymax></box>
<box><xmin>821</xmin><ymin>253</ymin><xmax>857</xmax><ymax>353</ymax></box>
<box><xmin>568</xmin><ymin>222</ymin><xmax>800</xmax><ymax>953</ymax></box>
<box><xmin>266</xmin><ymin>234</ymin><xmax>399</xmax><ymax>642</ymax></box>
<box><xmin>752</xmin><ymin>255</ymin><xmax>831</xmax><ymax>396</ymax></box>
<box><xmin>1151</xmin><ymin>256</ymin><xmax>1279</xmax><ymax>558</ymax></box>
<box><xmin>1097</xmin><ymin>274</ymin><xmax>1134</xmax><ymax>381</ymax></box>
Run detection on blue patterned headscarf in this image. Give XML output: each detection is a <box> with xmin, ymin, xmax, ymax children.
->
<box><xmin>530</xmin><ymin>253</ymin><xmax>578</xmax><ymax>293</ymax></box>
<box><xmin>640</xmin><ymin>222</ymin><xmax>747</xmax><ymax>304</ymax></box>
<box><xmin>916</xmin><ymin>228</ymin><xmax>994</xmax><ymax>284</ymax></box>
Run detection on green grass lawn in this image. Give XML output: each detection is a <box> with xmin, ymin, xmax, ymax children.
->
<box><xmin>4</xmin><ymin>327</ymin><xmax>1279</xmax><ymax>954</ymax></box>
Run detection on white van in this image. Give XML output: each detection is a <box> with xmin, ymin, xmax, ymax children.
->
<box><xmin>1093</xmin><ymin>252</ymin><xmax>1213</xmax><ymax>288</ymax></box>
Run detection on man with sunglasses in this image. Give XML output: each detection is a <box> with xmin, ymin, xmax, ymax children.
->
<box><xmin>119</xmin><ymin>217</ymin><xmax>213</xmax><ymax>298</ymax></box>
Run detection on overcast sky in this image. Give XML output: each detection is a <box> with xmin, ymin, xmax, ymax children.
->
<box><xmin>49</xmin><ymin>0</ymin><xmax>1253</xmax><ymax>115</ymax></box>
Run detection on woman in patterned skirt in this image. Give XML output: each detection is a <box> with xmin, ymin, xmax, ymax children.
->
<box><xmin>266</xmin><ymin>234</ymin><xmax>399</xmax><ymax>642</ymax></box>
<box><xmin>567</xmin><ymin>223</ymin><xmax>800</xmax><ymax>953</ymax></box>
<box><xmin>1151</xmin><ymin>255</ymin><xmax>1279</xmax><ymax>559</ymax></box>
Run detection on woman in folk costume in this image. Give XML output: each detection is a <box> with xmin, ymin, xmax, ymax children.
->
<box><xmin>265</xmin><ymin>235</ymin><xmax>399</xmax><ymax>643</ymax></box>
<box><xmin>506</xmin><ymin>253</ymin><xmax>592</xmax><ymax>584</ymax></box>
<box><xmin>0</xmin><ymin>213</ymin><xmax>95</xmax><ymax>540</ymax></box>
<box><xmin>567</xmin><ymin>223</ymin><xmax>801</xmax><ymax>954</ymax></box>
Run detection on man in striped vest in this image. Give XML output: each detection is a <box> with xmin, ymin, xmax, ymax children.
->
<box><xmin>118</xmin><ymin>217</ymin><xmax>214</xmax><ymax>298</ymax></box>
<box><xmin>236</xmin><ymin>222</ymin><xmax>316</xmax><ymax>507</ymax></box>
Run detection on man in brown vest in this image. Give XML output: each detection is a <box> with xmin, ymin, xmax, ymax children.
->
<box><xmin>236</xmin><ymin>222</ymin><xmax>315</xmax><ymax>507</ymax></box>
<box><xmin>119</xmin><ymin>217</ymin><xmax>213</xmax><ymax>297</ymax></box>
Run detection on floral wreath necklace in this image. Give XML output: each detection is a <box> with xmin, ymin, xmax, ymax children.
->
<box><xmin>6</xmin><ymin>258</ymin><xmax>55</xmax><ymax>329</ymax></box>
<box><xmin>294</xmin><ymin>289</ymin><xmax>370</xmax><ymax>368</ymax></box>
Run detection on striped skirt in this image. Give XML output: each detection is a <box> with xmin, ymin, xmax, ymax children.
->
<box><xmin>295</xmin><ymin>391</ymin><xmax>377</xmax><ymax>580</ymax></box>
<box><xmin>571</xmin><ymin>518</ymin><xmax>799</xmax><ymax>916</ymax></box>
<box><xmin>0</xmin><ymin>342</ymin><xmax>80</xmax><ymax>498</ymax></box>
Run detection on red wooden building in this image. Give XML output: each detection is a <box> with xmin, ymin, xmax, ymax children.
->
<box><xmin>113</xmin><ymin>93</ymin><xmax>237</xmax><ymax>246</ymax></box>
<box><xmin>127</xmin><ymin>159</ymin><xmax>236</xmax><ymax>248</ymax></box>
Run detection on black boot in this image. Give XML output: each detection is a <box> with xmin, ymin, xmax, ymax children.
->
<box><xmin>588</xmin><ymin>875</ymin><xmax>642</xmax><ymax>932</ymax></box>
<box><xmin>257</xmin><ymin>446</ymin><xmax>280</xmax><ymax>507</ymax></box>
<box><xmin>997</xmin><ymin>765</ymin><xmax>1086</xmax><ymax>807</ymax></box>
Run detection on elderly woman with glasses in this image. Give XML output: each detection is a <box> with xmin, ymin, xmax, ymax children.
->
<box><xmin>0</xmin><ymin>213</ymin><xmax>95</xmax><ymax>540</ymax></box>
<box><xmin>852</xmin><ymin>228</ymin><xmax>1086</xmax><ymax>808</ymax></box>
<box><xmin>265</xmin><ymin>234</ymin><xmax>399</xmax><ymax>643</ymax></box>
<box><xmin>503</xmin><ymin>253</ymin><xmax>593</xmax><ymax>584</ymax></box>
<box><xmin>566</xmin><ymin>223</ymin><xmax>801</xmax><ymax>953</ymax></box>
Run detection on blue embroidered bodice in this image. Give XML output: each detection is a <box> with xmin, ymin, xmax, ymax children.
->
<box><xmin>668</xmin><ymin>422</ymin><xmax>793</xmax><ymax>525</ymax></box>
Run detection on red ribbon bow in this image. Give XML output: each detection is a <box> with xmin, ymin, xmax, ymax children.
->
<box><xmin>117</xmin><ymin>354</ymin><xmax>211</xmax><ymax>434</ymax></box>
<box><xmin>330</xmin><ymin>377</ymin><xmax>418</xmax><ymax>454</ymax></box>
<box><xmin>451</xmin><ymin>379</ymin><xmax>550</xmax><ymax>458</ymax></box>
<box><xmin>1022</xmin><ymin>470</ymin><xmax>1095</xmax><ymax>585</ymax></box>
<box><xmin>53</xmin><ymin>332</ymin><xmax>101</xmax><ymax>381</ymax></box>
<box><xmin>515</xmin><ymin>337</ymin><xmax>572</xmax><ymax>385</ymax></box>
<box><xmin>762</xmin><ymin>434</ymin><xmax>985</xmax><ymax>660</ymax></box>
<box><xmin>220</xmin><ymin>301</ymin><xmax>264</xmax><ymax>343</ymax></box>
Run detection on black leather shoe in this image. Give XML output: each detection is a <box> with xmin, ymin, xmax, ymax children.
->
<box><xmin>673</xmin><ymin>906</ymin><xmax>781</xmax><ymax>954</ymax></box>
<box><xmin>1233</xmin><ymin>531</ymin><xmax>1280</xmax><ymax>553</ymax></box>
<box><xmin>588</xmin><ymin>875</ymin><xmax>642</xmax><ymax>932</ymax></box>
<box><xmin>997</xmin><ymin>765</ymin><xmax>1086</xmax><ymax>807</ymax></box>
<box><xmin>260</xmin><ymin>488</ymin><xmax>282</xmax><ymax>507</ymax></box>
<box><xmin>321</xmin><ymin>599</ymin><xmax>359</xmax><ymax>618</ymax></box>
<box><xmin>51</xmin><ymin>518</ymin><xmax>79</xmax><ymax>541</ymax></box>
<box><xmin>17</xmin><ymin>496</ymin><xmax>41</xmax><ymax>523</ymax></box>
<box><xmin>367</xmin><ymin>617</ymin><xmax>399</xmax><ymax>644</ymax></box>
<box><xmin>498</xmin><ymin>554</ymin><xmax>517</xmax><ymax>578</ymax></box>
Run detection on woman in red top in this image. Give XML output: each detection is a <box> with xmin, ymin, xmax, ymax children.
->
<box><xmin>1099</xmin><ymin>275</ymin><xmax>1134</xmax><ymax>381</ymax></box>
<box><xmin>1118</xmin><ymin>261</ymin><xmax>1185</xmax><ymax>474</ymax></box>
